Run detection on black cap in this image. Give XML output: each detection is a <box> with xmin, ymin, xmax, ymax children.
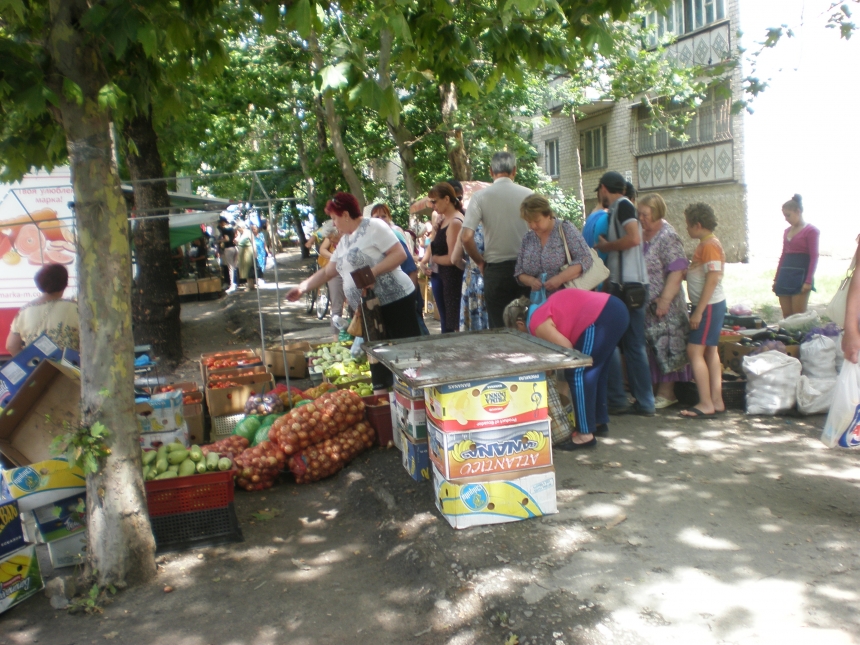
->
<box><xmin>596</xmin><ymin>171</ymin><xmax>626</xmax><ymax>194</ymax></box>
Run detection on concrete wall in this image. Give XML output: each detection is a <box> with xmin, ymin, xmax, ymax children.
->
<box><xmin>532</xmin><ymin>0</ymin><xmax>749</xmax><ymax>262</ymax></box>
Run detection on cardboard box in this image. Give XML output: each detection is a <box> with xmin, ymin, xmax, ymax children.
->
<box><xmin>183</xmin><ymin>396</ymin><xmax>205</xmax><ymax>445</ymax></box>
<box><xmin>0</xmin><ymin>498</ymin><xmax>24</xmax><ymax>558</ymax></box>
<box><xmin>47</xmin><ymin>530</ymin><xmax>88</xmax><ymax>568</ymax></box>
<box><xmin>136</xmin><ymin>389</ymin><xmax>184</xmax><ymax>434</ymax></box>
<box><xmin>0</xmin><ymin>360</ymin><xmax>81</xmax><ymax>467</ymax></box>
<box><xmin>395</xmin><ymin>390</ymin><xmax>427</xmax><ymax>440</ymax></box>
<box><xmin>431</xmin><ymin>464</ymin><xmax>557</xmax><ymax>529</ymax></box>
<box><xmin>389</xmin><ymin>392</ymin><xmax>401</xmax><ymax>451</ymax></box>
<box><xmin>401</xmin><ymin>431</ymin><xmax>430</xmax><ymax>481</ymax></box>
<box><xmin>205</xmin><ymin>373</ymin><xmax>274</xmax><ymax>417</ymax></box>
<box><xmin>206</xmin><ymin>364</ymin><xmax>269</xmax><ymax>385</ymax></box>
<box><xmin>0</xmin><ymin>544</ymin><xmax>44</xmax><ymax>614</ymax></box>
<box><xmin>154</xmin><ymin>382</ymin><xmax>199</xmax><ymax>395</ymax></box>
<box><xmin>428</xmin><ymin>418</ymin><xmax>553</xmax><ymax>480</ymax></box>
<box><xmin>394</xmin><ymin>377</ymin><xmax>424</xmax><ymax>400</ymax></box>
<box><xmin>0</xmin><ymin>334</ymin><xmax>63</xmax><ymax>406</ymax></box>
<box><xmin>719</xmin><ymin>343</ymin><xmax>801</xmax><ymax>373</ymax></box>
<box><xmin>139</xmin><ymin>423</ymin><xmax>189</xmax><ymax>449</ymax></box>
<box><xmin>31</xmin><ymin>492</ymin><xmax>86</xmax><ymax>542</ymax></box>
<box><xmin>176</xmin><ymin>279</ymin><xmax>199</xmax><ymax>296</ymax></box>
<box><xmin>255</xmin><ymin>342</ymin><xmax>312</xmax><ymax>378</ymax></box>
<box><xmin>0</xmin><ymin>457</ymin><xmax>86</xmax><ymax>512</ymax></box>
<box><xmin>199</xmin><ymin>349</ymin><xmax>261</xmax><ymax>383</ymax></box>
<box><xmin>425</xmin><ymin>373</ymin><xmax>548</xmax><ymax>431</ymax></box>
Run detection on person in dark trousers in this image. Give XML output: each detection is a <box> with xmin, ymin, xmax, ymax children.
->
<box><xmin>461</xmin><ymin>151</ymin><xmax>533</xmax><ymax>328</ymax></box>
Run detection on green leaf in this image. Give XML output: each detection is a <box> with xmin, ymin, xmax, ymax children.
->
<box><xmin>319</xmin><ymin>62</ymin><xmax>350</xmax><ymax>91</ymax></box>
<box><xmin>288</xmin><ymin>0</ymin><xmax>312</xmax><ymax>39</ymax></box>
<box><xmin>137</xmin><ymin>23</ymin><xmax>158</xmax><ymax>58</ymax></box>
<box><xmin>381</xmin><ymin>85</ymin><xmax>401</xmax><ymax>125</ymax></box>
<box><xmin>388</xmin><ymin>11</ymin><xmax>413</xmax><ymax>46</ymax></box>
<box><xmin>90</xmin><ymin>421</ymin><xmax>107</xmax><ymax>438</ymax></box>
<box><xmin>84</xmin><ymin>452</ymin><xmax>98</xmax><ymax>475</ymax></box>
<box><xmin>262</xmin><ymin>2</ymin><xmax>280</xmax><ymax>35</ymax></box>
<box><xmin>0</xmin><ymin>0</ymin><xmax>25</xmax><ymax>21</ymax></box>
<box><xmin>62</xmin><ymin>79</ymin><xmax>84</xmax><ymax>106</ymax></box>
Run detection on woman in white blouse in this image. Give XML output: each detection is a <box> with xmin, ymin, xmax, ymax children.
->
<box><xmin>287</xmin><ymin>192</ymin><xmax>422</xmax><ymax>389</ymax></box>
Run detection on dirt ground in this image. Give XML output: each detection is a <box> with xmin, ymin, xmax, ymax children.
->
<box><xmin>2</xmin><ymin>250</ymin><xmax>859</xmax><ymax>645</ymax></box>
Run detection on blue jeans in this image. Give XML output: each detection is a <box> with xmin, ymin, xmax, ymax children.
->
<box><xmin>606</xmin><ymin>297</ymin><xmax>656</xmax><ymax>412</ymax></box>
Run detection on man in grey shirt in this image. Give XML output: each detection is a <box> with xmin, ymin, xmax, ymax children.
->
<box><xmin>461</xmin><ymin>151</ymin><xmax>533</xmax><ymax>328</ymax></box>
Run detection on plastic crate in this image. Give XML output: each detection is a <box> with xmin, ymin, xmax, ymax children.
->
<box><xmin>150</xmin><ymin>502</ymin><xmax>243</xmax><ymax>553</ymax></box>
<box><xmin>211</xmin><ymin>413</ymin><xmax>244</xmax><ymax>437</ymax></box>
<box><xmin>676</xmin><ymin>380</ymin><xmax>745</xmax><ymax>410</ymax></box>
<box><xmin>362</xmin><ymin>394</ymin><xmax>393</xmax><ymax>446</ymax></box>
<box><xmin>145</xmin><ymin>470</ymin><xmax>235</xmax><ymax>518</ymax></box>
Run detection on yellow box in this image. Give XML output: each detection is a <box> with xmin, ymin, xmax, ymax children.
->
<box><xmin>428</xmin><ymin>419</ymin><xmax>553</xmax><ymax>480</ymax></box>
<box><xmin>425</xmin><ymin>373</ymin><xmax>548</xmax><ymax>431</ymax></box>
<box><xmin>432</xmin><ymin>464</ymin><xmax>557</xmax><ymax>529</ymax></box>
<box><xmin>0</xmin><ymin>544</ymin><xmax>44</xmax><ymax>615</ymax></box>
<box><xmin>1</xmin><ymin>457</ymin><xmax>86</xmax><ymax>512</ymax></box>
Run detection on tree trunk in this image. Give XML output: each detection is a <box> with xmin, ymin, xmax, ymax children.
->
<box><xmin>309</xmin><ymin>30</ymin><xmax>366</xmax><ymax>208</ymax></box>
<box><xmin>124</xmin><ymin>109</ymin><xmax>183</xmax><ymax>364</ymax></box>
<box><xmin>47</xmin><ymin>0</ymin><xmax>156</xmax><ymax>589</ymax></box>
<box><xmin>377</xmin><ymin>29</ymin><xmax>420</xmax><ymax>201</ymax></box>
<box><xmin>293</xmin><ymin>116</ymin><xmax>313</xmax><ymax>259</ymax></box>
<box><xmin>438</xmin><ymin>82</ymin><xmax>472</xmax><ymax>181</ymax></box>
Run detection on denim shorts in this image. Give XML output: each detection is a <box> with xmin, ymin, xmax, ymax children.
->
<box><xmin>688</xmin><ymin>300</ymin><xmax>727</xmax><ymax>347</ymax></box>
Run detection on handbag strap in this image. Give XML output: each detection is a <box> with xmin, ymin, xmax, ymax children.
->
<box><xmin>558</xmin><ymin>220</ymin><xmax>573</xmax><ymax>266</ymax></box>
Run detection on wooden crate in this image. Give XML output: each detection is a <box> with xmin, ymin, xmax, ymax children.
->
<box><xmin>176</xmin><ymin>279</ymin><xmax>199</xmax><ymax>296</ymax></box>
<box><xmin>197</xmin><ymin>277</ymin><xmax>222</xmax><ymax>294</ymax></box>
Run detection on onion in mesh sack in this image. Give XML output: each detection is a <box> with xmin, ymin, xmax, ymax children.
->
<box><xmin>234</xmin><ymin>440</ymin><xmax>288</xmax><ymax>491</ymax></box>
<box><xmin>244</xmin><ymin>391</ymin><xmax>285</xmax><ymax>416</ymax></box>
<box><xmin>288</xmin><ymin>421</ymin><xmax>375</xmax><ymax>484</ymax></box>
<box><xmin>271</xmin><ymin>389</ymin><xmax>365</xmax><ymax>456</ymax></box>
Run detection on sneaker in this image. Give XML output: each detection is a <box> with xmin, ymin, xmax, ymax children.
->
<box><xmin>593</xmin><ymin>424</ymin><xmax>609</xmax><ymax>436</ymax></box>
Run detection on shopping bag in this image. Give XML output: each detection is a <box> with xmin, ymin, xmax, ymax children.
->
<box><xmin>800</xmin><ymin>334</ymin><xmax>838</xmax><ymax>379</ymax></box>
<box><xmin>821</xmin><ymin>360</ymin><xmax>860</xmax><ymax>448</ymax></box>
<box><xmin>743</xmin><ymin>351</ymin><xmax>802</xmax><ymax>415</ymax></box>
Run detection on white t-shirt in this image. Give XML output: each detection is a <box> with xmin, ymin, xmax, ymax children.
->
<box><xmin>333</xmin><ymin>218</ymin><xmax>415</xmax><ymax>309</ymax></box>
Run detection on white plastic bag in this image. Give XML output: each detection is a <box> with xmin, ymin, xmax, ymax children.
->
<box><xmin>800</xmin><ymin>334</ymin><xmax>837</xmax><ymax>379</ymax></box>
<box><xmin>778</xmin><ymin>311</ymin><xmax>820</xmax><ymax>333</ymax></box>
<box><xmin>835</xmin><ymin>332</ymin><xmax>845</xmax><ymax>374</ymax></box>
<box><xmin>796</xmin><ymin>376</ymin><xmax>836</xmax><ymax>415</ymax></box>
<box><xmin>821</xmin><ymin>361</ymin><xmax>860</xmax><ymax>448</ymax></box>
<box><xmin>743</xmin><ymin>351</ymin><xmax>803</xmax><ymax>415</ymax></box>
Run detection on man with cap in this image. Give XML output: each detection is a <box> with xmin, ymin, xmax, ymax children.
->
<box><xmin>594</xmin><ymin>171</ymin><xmax>655</xmax><ymax>418</ymax></box>
<box><xmin>461</xmin><ymin>151</ymin><xmax>533</xmax><ymax>328</ymax></box>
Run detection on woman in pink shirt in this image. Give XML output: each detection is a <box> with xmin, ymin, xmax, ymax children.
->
<box><xmin>773</xmin><ymin>194</ymin><xmax>819</xmax><ymax>317</ymax></box>
<box><xmin>503</xmin><ymin>290</ymin><xmax>628</xmax><ymax>450</ymax></box>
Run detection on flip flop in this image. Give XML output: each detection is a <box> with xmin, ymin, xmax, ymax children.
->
<box><xmin>679</xmin><ymin>407</ymin><xmax>716</xmax><ymax>419</ymax></box>
<box><xmin>555</xmin><ymin>436</ymin><xmax>597</xmax><ymax>451</ymax></box>
<box><xmin>714</xmin><ymin>408</ymin><xmax>727</xmax><ymax>415</ymax></box>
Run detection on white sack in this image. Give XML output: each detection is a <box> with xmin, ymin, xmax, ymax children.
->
<box><xmin>796</xmin><ymin>376</ymin><xmax>836</xmax><ymax>415</ymax></box>
<box><xmin>743</xmin><ymin>351</ymin><xmax>803</xmax><ymax>415</ymax></box>
<box><xmin>800</xmin><ymin>334</ymin><xmax>837</xmax><ymax>379</ymax></box>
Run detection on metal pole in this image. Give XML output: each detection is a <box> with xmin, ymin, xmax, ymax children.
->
<box><xmin>253</xmin><ymin>172</ymin><xmax>291</xmax><ymax>394</ymax></box>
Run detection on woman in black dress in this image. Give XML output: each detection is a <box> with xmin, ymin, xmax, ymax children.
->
<box><xmin>428</xmin><ymin>182</ymin><xmax>465</xmax><ymax>333</ymax></box>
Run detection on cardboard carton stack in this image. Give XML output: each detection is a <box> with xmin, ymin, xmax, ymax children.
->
<box><xmin>424</xmin><ymin>372</ymin><xmax>557</xmax><ymax>529</ymax></box>
<box><xmin>0</xmin><ymin>497</ymin><xmax>44</xmax><ymax>615</ymax></box>
<box><xmin>154</xmin><ymin>382</ymin><xmax>205</xmax><ymax>444</ymax></box>
<box><xmin>393</xmin><ymin>378</ymin><xmax>430</xmax><ymax>482</ymax></box>
<box><xmin>200</xmin><ymin>350</ymin><xmax>274</xmax><ymax>433</ymax></box>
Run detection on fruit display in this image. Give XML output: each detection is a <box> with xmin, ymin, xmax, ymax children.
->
<box><xmin>270</xmin><ymin>389</ymin><xmax>365</xmax><ymax>456</ymax></box>
<box><xmin>272</xmin><ymin>383</ymin><xmax>306</xmax><ymax>409</ymax></box>
<box><xmin>142</xmin><ymin>442</ymin><xmax>233</xmax><ymax>481</ymax></box>
<box><xmin>203</xmin><ymin>356</ymin><xmax>259</xmax><ymax>371</ymax></box>
<box><xmin>209</xmin><ymin>380</ymin><xmax>240</xmax><ymax>389</ymax></box>
<box><xmin>244</xmin><ymin>391</ymin><xmax>284</xmax><ymax>416</ymax></box>
<box><xmin>289</xmin><ymin>421</ymin><xmax>375</xmax><ymax>484</ymax></box>
<box><xmin>234</xmin><ymin>441</ymin><xmax>288</xmax><ymax>491</ymax></box>
<box><xmin>300</xmin><ymin>382</ymin><xmax>338</xmax><ymax>401</ymax></box>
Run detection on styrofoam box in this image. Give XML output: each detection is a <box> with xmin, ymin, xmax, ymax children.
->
<box><xmin>46</xmin><ymin>530</ymin><xmax>88</xmax><ymax>569</ymax></box>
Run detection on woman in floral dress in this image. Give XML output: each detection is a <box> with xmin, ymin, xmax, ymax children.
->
<box><xmin>638</xmin><ymin>193</ymin><xmax>691</xmax><ymax>408</ymax></box>
<box><xmin>452</xmin><ymin>224</ymin><xmax>489</xmax><ymax>331</ymax></box>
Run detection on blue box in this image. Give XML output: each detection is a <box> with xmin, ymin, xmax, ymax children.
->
<box><xmin>32</xmin><ymin>493</ymin><xmax>86</xmax><ymax>542</ymax></box>
<box><xmin>400</xmin><ymin>430</ymin><xmax>430</xmax><ymax>481</ymax></box>
<box><xmin>0</xmin><ymin>497</ymin><xmax>25</xmax><ymax>558</ymax></box>
<box><xmin>0</xmin><ymin>335</ymin><xmax>62</xmax><ymax>407</ymax></box>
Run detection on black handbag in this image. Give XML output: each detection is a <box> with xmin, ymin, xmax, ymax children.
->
<box><xmin>610</xmin><ymin>211</ymin><xmax>648</xmax><ymax>310</ymax></box>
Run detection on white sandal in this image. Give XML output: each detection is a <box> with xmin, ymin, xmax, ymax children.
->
<box><xmin>654</xmin><ymin>396</ymin><xmax>678</xmax><ymax>409</ymax></box>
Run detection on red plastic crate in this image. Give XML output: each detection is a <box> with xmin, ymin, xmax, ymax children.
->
<box><xmin>145</xmin><ymin>470</ymin><xmax>235</xmax><ymax>518</ymax></box>
<box><xmin>362</xmin><ymin>394</ymin><xmax>393</xmax><ymax>446</ymax></box>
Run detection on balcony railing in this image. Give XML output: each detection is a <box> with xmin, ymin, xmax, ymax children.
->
<box><xmin>631</xmin><ymin>99</ymin><xmax>732</xmax><ymax>156</ymax></box>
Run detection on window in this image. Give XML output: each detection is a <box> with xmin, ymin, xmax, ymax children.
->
<box><xmin>645</xmin><ymin>0</ymin><xmax>726</xmax><ymax>45</ymax></box>
<box><xmin>545</xmin><ymin>139</ymin><xmax>560</xmax><ymax>178</ymax></box>
<box><xmin>633</xmin><ymin>83</ymin><xmax>732</xmax><ymax>155</ymax></box>
<box><xmin>580</xmin><ymin>126</ymin><xmax>607</xmax><ymax>171</ymax></box>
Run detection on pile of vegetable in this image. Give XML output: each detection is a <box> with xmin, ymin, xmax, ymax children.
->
<box><xmin>142</xmin><ymin>442</ymin><xmax>232</xmax><ymax>481</ymax></box>
<box><xmin>202</xmin><ymin>435</ymin><xmax>249</xmax><ymax>460</ymax></box>
<box><xmin>202</xmin><ymin>355</ymin><xmax>259</xmax><ymax>371</ymax></box>
<box><xmin>232</xmin><ymin>413</ymin><xmax>283</xmax><ymax>447</ymax></box>
<box><xmin>289</xmin><ymin>421</ymin><xmax>375</xmax><ymax>483</ymax></box>
<box><xmin>234</xmin><ymin>440</ymin><xmax>288</xmax><ymax>491</ymax></box>
<box><xmin>306</xmin><ymin>341</ymin><xmax>371</xmax><ymax>386</ymax></box>
<box><xmin>244</xmin><ymin>391</ymin><xmax>284</xmax><ymax>416</ymax></box>
<box><xmin>270</xmin><ymin>389</ymin><xmax>365</xmax><ymax>454</ymax></box>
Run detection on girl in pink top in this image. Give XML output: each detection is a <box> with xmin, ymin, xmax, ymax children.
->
<box><xmin>503</xmin><ymin>290</ymin><xmax>629</xmax><ymax>450</ymax></box>
<box><xmin>773</xmin><ymin>194</ymin><xmax>819</xmax><ymax>317</ymax></box>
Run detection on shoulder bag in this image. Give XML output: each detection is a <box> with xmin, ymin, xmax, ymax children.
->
<box><xmin>609</xmin><ymin>211</ymin><xmax>648</xmax><ymax>309</ymax></box>
<box><xmin>827</xmin><ymin>249</ymin><xmax>858</xmax><ymax>328</ymax></box>
<box><xmin>558</xmin><ymin>222</ymin><xmax>610</xmax><ymax>292</ymax></box>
